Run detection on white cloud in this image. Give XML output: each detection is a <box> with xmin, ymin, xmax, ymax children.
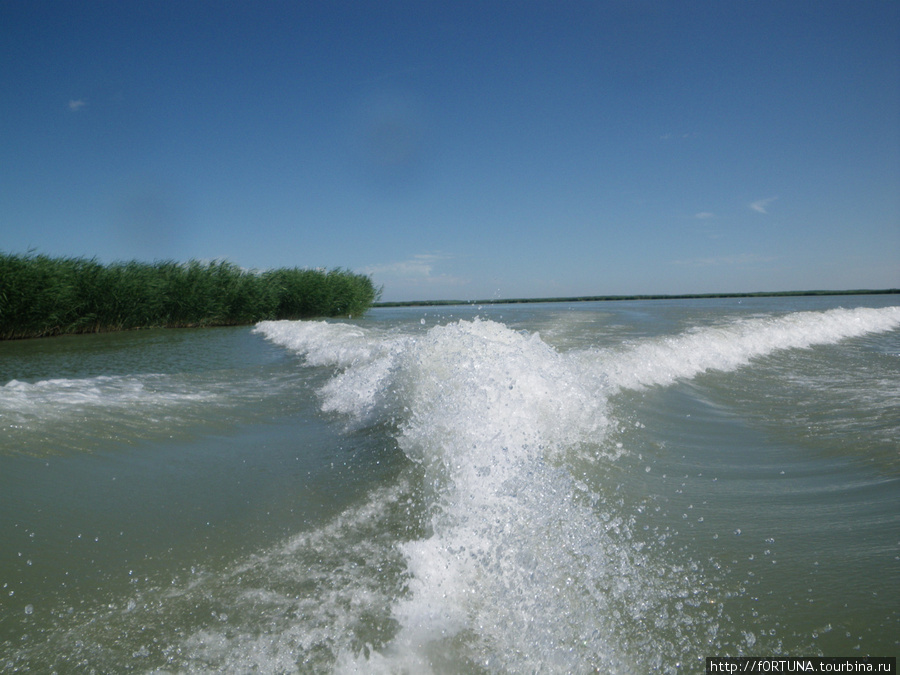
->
<box><xmin>694</xmin><ymin>212</ymin><xmax>715</xmax><ymax>220</ymax></box>
<box><xmin>364</xmin><ymin>253</ymin><xmax>468</xmax><ymax>288</ymax></box>
<box><xmin>364</xmin><ymin>253</ymin><xmax>445</xmax><ymax>278</ymax></box>
<box><xmin>660</xmin><ymin>132</ymin><xmax>698</xmax><ymax>140</ymax></box>
<box><xmin>750</xmin><ymin>197</ymin><xmax>777</xmax><ymax>214</ymax></box>
<box><xmin>68</xmin><ymin>99</ymin><xmax>87</xmax><ymax>111</ymax></box>
<box><xmin>670</xmin><ymin>253</ymin><xmax>776</xmax><ymax>267</ymax></box>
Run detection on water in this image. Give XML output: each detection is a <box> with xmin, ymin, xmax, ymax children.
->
<box><xmin>1</xmin><ymin>295</ymin><xmax>898</xmax><ymax>673</ymax></box>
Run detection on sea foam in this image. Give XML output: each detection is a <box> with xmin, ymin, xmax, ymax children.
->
<box><xmin>254</xmin><ymin>305</ymin><xmax>900</xmax><ymax>672</ymax></box>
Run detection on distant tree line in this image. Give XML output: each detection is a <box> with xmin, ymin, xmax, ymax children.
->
<box><xmin>0</xmin><ymin>252</ymin><xmax>381</xmax><ymax>340</ymax></box>
<box><xmin>375</xmin><ymin>289</ymin><xmax>899</xmax><ymax>308</ymax></box>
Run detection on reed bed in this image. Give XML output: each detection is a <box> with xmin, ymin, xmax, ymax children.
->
<box><xmin>0</xmin><ymin>252</ymin><xmax>381</xmax><ymax>339</ymax></box>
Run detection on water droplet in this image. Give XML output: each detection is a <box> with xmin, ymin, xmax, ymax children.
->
<box><xmin>24</xmin><ymin>604</ymin><xmax>33</xmax><ymax>615</ymax></box>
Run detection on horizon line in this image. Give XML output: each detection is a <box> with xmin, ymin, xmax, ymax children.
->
<box><xmin>374</xmin><ymin>288</ymin><xmax>900</xmax><ymax>308</ymax></box>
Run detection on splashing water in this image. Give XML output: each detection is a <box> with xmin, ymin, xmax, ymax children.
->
<box><xmin>255</xmin><ymin>305</ymin><xmax>900</xmax><ymax>672</ymax></box>
<box><xmin>3</xmin><ymin>303</ymin><xmax>897</xmax><ymax>673</ymax></box>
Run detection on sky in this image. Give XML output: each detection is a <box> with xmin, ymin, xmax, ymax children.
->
<box><xmin>2</xmin><ymin>1</ymin><xmax>898</xmax><ymax>302</ymax></box>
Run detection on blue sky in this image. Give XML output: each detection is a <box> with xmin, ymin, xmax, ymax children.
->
<box><xmin>2</xmin><ymin>1</ymin><xmax>898</xmax><ymax>302</ymax></box>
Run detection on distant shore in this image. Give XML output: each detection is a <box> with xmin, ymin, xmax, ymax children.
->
<box><xmin>375</xmin><ymin>288</ymin><xmax>899</xmax><ymax>308</ymax></box>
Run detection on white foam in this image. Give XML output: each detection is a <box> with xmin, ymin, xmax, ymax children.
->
<box><xmin>170</xmin><ymin>481</ymin><xmax>411</xmax><ymax>673</ymax></box>
<box><xmin>253</xmin><ymin>306</ymin><xmax>900</xmax><ymax>671</ymax></box>
<box><xmin>260</xmin><ymin>319</ymin><xmax>673</xmax><ymax>670</ymax></box>
<box><xmin>254</xmin><ymin>320</ymin><xmax>397</xmax><ymax>369</ymax></box>
<box><xmin>0</xmin><ymin>374</ymin><xmax>213</xmax><ymax>425</ymax></box>
<box><xmin>254</xmin><ymin>320</ymin><xmax>414</xmax><ymax>425</ymax></box>
<box><xmin>595</xmin><ymin>306</ymin><xmax>900</xmax><ymax>391</ymax></box>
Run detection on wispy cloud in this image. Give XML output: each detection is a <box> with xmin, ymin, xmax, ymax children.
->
<box><xmin>68</xmin><ymin>99</ymin><xmax>87</xmax><ymax>112</ymax></box>
<box><xmin>671</xmin><ymin>253</ymin><xmax>776</xmax><ymax>267</ymax></box>
<box><xmin>749</xmin><ymin>196</ymin><xmax>777</xmax><ymax>214</ymax></box>
<box><xmin>364</xmin><ymin>253</ymin><xmax>467</xmax><ymax>286</ymax></box>
<box><xmin>660</xmin><ymin>132</ymin><xmax>699</xmax><ymax>141</ymax></box>
<box><xmin>694</xmin><ymin>212</ymin><xmax>715</xmax><ymax>220</ymax></box>
<box><xmin>364</xmin><ymin>253</ymin><xmax>445</xmax><ymax>278</ymax></box>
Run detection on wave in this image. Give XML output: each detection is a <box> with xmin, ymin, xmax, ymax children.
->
<box><xmin>596</xmin><ymin>306</ymin><xmax>900</xmax><ymax>391</ymax></box>
<box><xmin>0</xmin><ymin>368</ymin><xmax>305</xmax><ymax>453</ymax></box>
<box><xmin>2</xmin><ymin>374</ymin><xmax>212</xmax><ymax>413</ymax></box>
<box><xmin>5</xmin><ymin>304</ymin><xmax>896</xmax><ymax>672</ymax></box>
<box><xmin>254</xmin><ymin>305</ymin><xmax>900</xmax><ymax>671</ymax></box>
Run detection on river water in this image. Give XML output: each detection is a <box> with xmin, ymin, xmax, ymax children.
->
<box><xmin>1</xmin><ymin>295</ymin><xmax>898</xmax><ymax>673</ymax></box>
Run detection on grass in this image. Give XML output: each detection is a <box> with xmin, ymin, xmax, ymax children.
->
<box><xmin>0</xmin><ymin>252</ymin><xmax>381</xmax><ymax>340</ymax></box>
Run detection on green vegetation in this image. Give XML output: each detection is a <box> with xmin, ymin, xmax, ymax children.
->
<box><xmin>0</xmin><ymin>252</ymin><xmax>381</xmax><ymax>340</ymax></box>
<box><xmin>376</xmin><ymin>288</ymin><xmax>899</xmax><ymax>308</ymax></box>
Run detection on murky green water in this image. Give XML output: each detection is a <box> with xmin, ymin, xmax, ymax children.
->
<box><xmin>2</xmin><ymin>296</ymin><xmax>898</xmax><ymax>672</ymax></box>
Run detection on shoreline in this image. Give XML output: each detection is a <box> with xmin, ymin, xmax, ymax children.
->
<box><xmin>374</xmin><ymin>288</ymin><xmax>900</xmax><ymax>308</ymax></box>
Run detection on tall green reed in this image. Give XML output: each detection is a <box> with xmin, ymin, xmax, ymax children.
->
<box><xmin>0</xmin><ymin>252</ymin><xmax>381</xmax><ymax>339</ymax></box>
